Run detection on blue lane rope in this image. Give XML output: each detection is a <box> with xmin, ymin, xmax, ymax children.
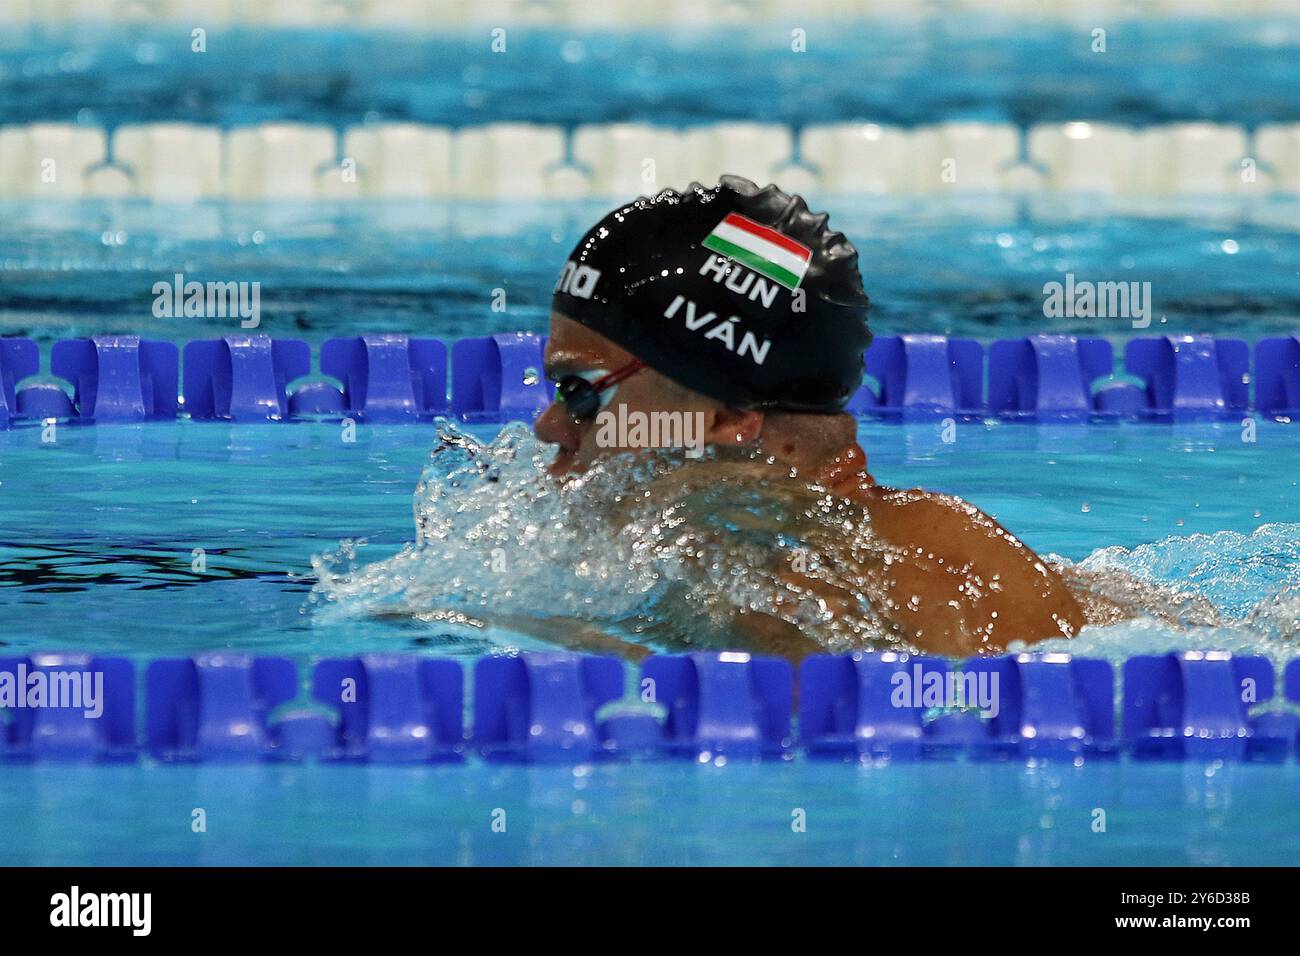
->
<box><xmin>2</xmin><ymin>651</ymin><xmax>1297</xmax><ymax>763</ymax></box>
<box><xmin>3</xmin><ymin>332</ymin><xmax>1299</xmax><ymax>426</ymax></box>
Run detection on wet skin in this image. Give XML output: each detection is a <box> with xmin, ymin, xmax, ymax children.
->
<box><xmin>535</xmin><ymin>313</ymin><xmax>1086</xmax><ymax>658</ymax></box>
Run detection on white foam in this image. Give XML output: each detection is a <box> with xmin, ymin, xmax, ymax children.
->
<box><xmin>313</xmin><ymin>423</ymin><xmax>1300</xmax><ymax>660</ymax></box>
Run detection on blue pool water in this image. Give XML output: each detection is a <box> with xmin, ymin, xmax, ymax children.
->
<box><xmin>4</xmin><ymin>197</ymin><xmax>1300</xmax><ymax>348</ymax></box>
<box><xmin>2</xmin><ymin>415</ymin><xmax>1299</xmax><ymax>865</ymax></box>
<box><xmin>5</xmin><ymin>10</ymin><xmax>1300</xmax><ymax>868</ymax></box>
<box><xmin>2</xmin><ymin>760</ymin><xmax>1298</xmax><ymax>866</ymax></box>
<box><xmin>3</xmin><ymin>198</ymin><xmax>1300</xmax><ymax>865</ymax></box>
<box><xmin>4</xmin><ymin>17</ymin><xmax>1300</xmax><ymax>129</ymax></box>
<box><xmin>3</xmin><ymin>418</ymin><xmax>1299</xmax><ymax>659</ymax></box>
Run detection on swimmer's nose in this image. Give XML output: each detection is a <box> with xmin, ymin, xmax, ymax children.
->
<box><xmin>534</xmin><ymin>401</ymin><xmax>581</xmax><ymax>466</ymax></box>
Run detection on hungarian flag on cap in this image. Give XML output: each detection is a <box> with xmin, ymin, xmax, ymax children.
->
<box><xmin>702</xmin><ymin>212</ymin><xmax>812</xmax><ymax>290</ymax></box>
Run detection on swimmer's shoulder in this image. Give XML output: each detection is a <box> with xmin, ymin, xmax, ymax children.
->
<box><xmin>839</xmin><ymin>479</ymin><xmax>1035</xmax><ymax>564</ymax></box>
<box><xmin>843</xmin><ymin>479</ymin><xmax>1083</xmax><ymax>640</ymax></box>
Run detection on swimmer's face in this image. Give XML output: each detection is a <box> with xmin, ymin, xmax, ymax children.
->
<box><xmin>535</xmin><ymin>313</ymin><xmax>763</xmax><ymax>476</ymax></box>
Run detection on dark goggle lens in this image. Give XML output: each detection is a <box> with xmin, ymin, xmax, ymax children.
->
<box><xmin>556</xmin><ymin>375</ymin><xmax>600</xmax><ymax>421</ymax></box>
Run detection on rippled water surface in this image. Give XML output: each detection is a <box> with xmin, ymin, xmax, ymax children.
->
<box><xmin>4</xmin><ymin>16</ymin><xmax>1300</xmax><ymax>128</ymax></box>
<box><xmin>5</xmin><ymin>6</ymin><xmax>1300</xmax><ymax>870</ymax></box>
<box><xmin>2</xmin><ymin>759</ymin><xmax>1297</xmax><ymax>866</ymax></box>
<box><xmin>2</xmin><ymin>417</ymin><xmax>1297</xmax><ymax>662</ymax></box>
<box><xmin>3</xmin><ymin>197</ymin><xmax>1299</xmax><ymax>348</ymax></box>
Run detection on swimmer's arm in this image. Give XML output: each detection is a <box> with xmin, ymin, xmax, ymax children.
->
<box><xmin>728</xmin><ymin>610</ymin><xmax>832</xmax><ymax>662</ymax></box>
<box><xmin>488</xmin><ymin>613</ymin><xmax>651</xmax><ymax>662</ymax></box>
<box><xmin>508</xmin><ymin>610</ymin><xmax>823</xmax><ymax>662</ymax></box>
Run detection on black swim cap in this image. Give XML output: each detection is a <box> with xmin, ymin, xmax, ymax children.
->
<box><xmin>552</xmin><ymin>175</ymin><xmax>872</xmax><ymax>413</ymax></box>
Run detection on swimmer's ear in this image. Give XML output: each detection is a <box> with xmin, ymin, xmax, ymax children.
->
<box><xmin>705</xmin><ymin>406</ymin><xmax>764</xmax><ymax>446</ymax></box>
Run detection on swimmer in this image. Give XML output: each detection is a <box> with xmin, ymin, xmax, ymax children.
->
<box><xmin>536</xmin><ymin>175</ymin><xmax>1092</xmax><ymax>658</ymax></box>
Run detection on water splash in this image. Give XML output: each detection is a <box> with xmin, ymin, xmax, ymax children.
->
<box><xmin>312</xmin><ymin>420</ymin><xmax>906</xmax><ymax>654</ymax></box>
<box><xmin>1027</xmin><ymin>527</ymin><xmax>1300</xmax><ymax>666</ymax></box>
<box><xmin>313</xmin><ymin>421</ymin><xmax>1300</xmax><ymax>661</ymax></box>
<box><xmin>1078</xmin><ymin>524</ymin><xmax>1300</xmax><ymax>615</ymax></box>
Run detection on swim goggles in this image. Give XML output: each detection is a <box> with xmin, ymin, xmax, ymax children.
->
<box><xmin>553</xmin><ymin>360</ymin><xmax>645</xmax><ymax>423</ymax></box>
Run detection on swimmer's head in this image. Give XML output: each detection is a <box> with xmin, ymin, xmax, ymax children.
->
<box><xmin>538</xmin><ymin>176</ymin><xmax>871</xmax><ymax>475</ymax></box>
<box><xmin>551</xmin><ymin>175</ymin><xmax>872</xmax><ymax>413</ymax></box>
